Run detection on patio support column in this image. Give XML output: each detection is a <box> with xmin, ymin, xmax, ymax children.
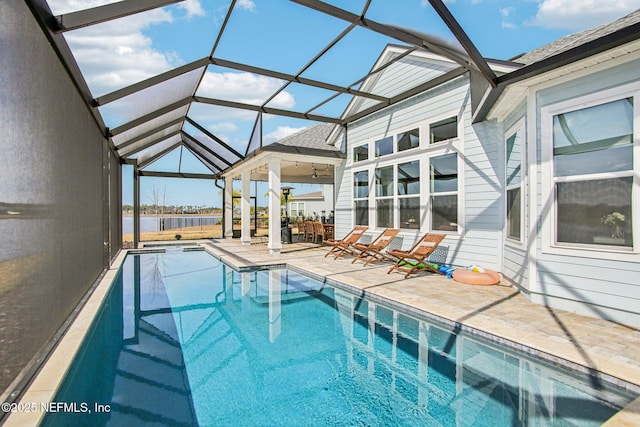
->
<box><xmin>241</xmin><ymin>169</ymin><xmax>251</xmax><ymax>245</ymax></box>
<box><xmin>224</xmin><ymin>176</ymin><xmax>233</xmax><ymax>239</ymax></box>
<box><xmin>268</xmin><ymin>157</ymin><xmax>282</xmax><ymax>254</ymax></box>
<box><xmin>133</xmin><ymin>164</ymin><xmax>140</xmax><ymax>248</ymax></box>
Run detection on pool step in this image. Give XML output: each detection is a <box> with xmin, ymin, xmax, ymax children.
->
<box><xmin>183</xmin><ymin>246</ymin><xmax>204</xmax><ymax>252</ymax></box>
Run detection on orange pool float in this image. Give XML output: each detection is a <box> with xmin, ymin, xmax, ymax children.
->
<box><xmin>452</xmin><ymin>268</ymin><xmax>501</xmax><ymax>286</ymax></box>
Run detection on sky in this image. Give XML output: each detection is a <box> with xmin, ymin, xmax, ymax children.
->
<box><xmin>47</xmin><ymin>0</ymin><xmax>640</xmax><ymax>207</ymax></box>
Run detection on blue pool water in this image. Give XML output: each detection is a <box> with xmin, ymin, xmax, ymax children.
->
<box><xmin>44</xmin><ymin>249</ymin><xmax>634</xmax><ymax>426</ymax></box>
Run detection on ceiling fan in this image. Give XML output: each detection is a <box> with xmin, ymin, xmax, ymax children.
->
<box><xmin>311</xmin><ymin>163</ymin><xmax>332</xmax><ymax>179</ymax></box>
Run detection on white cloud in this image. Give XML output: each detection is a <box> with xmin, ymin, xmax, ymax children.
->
<box><xmin>189</xmin><ymin>103</ymin><xmax>257</xmax><ymax>126</ymax></box>
<box><xmin>178</xmin><ymin>0</ymin><xmax>205</xmax><ymax>18</ymax></box>
<box><xmin>528</xmin><ymin>0</ymin><xmax>640</xmax><ymax>30</ymax></box>
<box><xmin>48</xmin><ymin>1</ymin><xmax>206</xmax><ymax>96</ymax></box>
<box><xmin>198</xmin><ymin>71</ymin><xmax>296</xmax><ymax>109</ymax></box>
<box><xmin>264</xmin><ymin>126</ymin><xmax>307</xmax><ymax>144</ymax></box>
<box><xmin>500</xmin><ymin>7</ymin><xmax>517</xmax><ymax>29</ymax></box>
<box><xmin>237</xmin><ymin>0</ymin><xmax>257</xmax><ymax>12</ymax></box>
<box><xmin>209</xmin><ymin>122</ymin><xmax>238</xmax><ymax>133</ymax></box>
<box><xmin>64</xmin><ymin>10</ymin><xmax>181</xmax><ymax>95</ymax></box>
<box><xmin>47</xmin><ymin>0</ymin><xmax>116</xmax><ymax>14</ymax></box>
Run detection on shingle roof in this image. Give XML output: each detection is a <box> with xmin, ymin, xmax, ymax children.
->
<box><xmin>293</xmin><ymin>191</ymin><xmax>323</xmax><ymax>199</ymax></box>
<box><xmin>514</xmin><ymin>9</ymin><xmax>640</xmax><ymax>65</ymax></box>
<box><xmin>261</xmin><ymin>123</ymin><xmax>343</xmax><ymax>158</ymax></box>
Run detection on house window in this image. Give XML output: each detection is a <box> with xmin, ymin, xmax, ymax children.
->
<box><xmin>354</xmin><ymin>170</ymin><xmax>369</xmax><ymax>226</ymax></box>
<box><xmin>551</xmin><ymin>97</ymin><xmax>633</xmax><ymax>248</ymax></box>
<box><xmin>430</xmin><ymin>154</ymin><xmax>458</xmax><ymax>231</ymax></box>
<box><xmin>352</xmin><ymin>115</ymin><xmax>461</xmax><ymax>232</ymax></box>
<box><xmin>375</xmin><ymin>165</ymin><xmax>394</xmax><ymax>228</ymax></box>
<box><xmin>290</xmin><ymin>202</ymin><xmax>305</xmax><ymax>219</ymax></box>
<box><xmin>506</xmin><ymin>124</ymin><xmax>523</xmax><ymax>241</ymax></box>
<box><xmin>375</xmin><ymin>136</ymin><xmax>393</xmax><ymax>157</ymax></box>
<box><xmin>430</xmin><ymin>116</ymin><xmax>457</xmax><ymax>144</ymax></box>
<box><xmin>398</xmin><ymin>128</ymin><xmax>420</xmax><ymax>152</ymax></box>
<box><xmin>354</xmin><ymin>143</ymin><xmax>368</xmax><ymax>162</ymax></box>
<box><xmin>398</xmin><ymin>160</ymin><xmax>420</xmax><ymax>228</ymax></box>
<box><xmin>370</xmin><ymin>128</ymin><xmax>419</xmax><ymax>159</ymax></box>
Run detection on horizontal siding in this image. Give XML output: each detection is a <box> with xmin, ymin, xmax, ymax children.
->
<box><xmin>349</xmin><ymin>80</ymin><xmax>468</xmax><ymax>143</ymax></box>
<box><xmin>363</xmin><ymin>57</ymin><xmax>456</xmax><ymax>97</ymax></box>
<box><xmin>537</xmin><ymin>256</ymin><xmax>640</xmax><ymax>290</ymax></box>
<box><xmin>504</xmin><ymin>245</ymin><xmax>528</xmax><ymax>287</ymax></box>
<box><xmin>447</xmin><ymin>237</ymin><xmax>499</xmax><ymax>267</ymax></box>
<box><xmin>531</xmin><ymin>59</ymin><xmax>640</xmax><ymax>326</ymax></box>
<box><xmin>333</xmin><ymin>160</ymin><xmax>353</xmax><ymax>240</ymax></box>
<box><xmin>535</xmin><ymin>282</ymin><xmax>640</xmax><ymax>314</ymax></box>
<box><xmin>461</xmin><ymin>108</ymin><xmax>502</xmax><ymax>271</ymax></box>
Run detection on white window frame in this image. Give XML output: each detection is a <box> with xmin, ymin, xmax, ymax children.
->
<box><xmin>505</xmin><ymin>118</ymin><xmax>526</xmax><ymax>246</ymax></box>
<box><xmin>429</xmin><ymin>114</ymin><xmax>461</xmax><ymax>146</ymax></box>
<box><xmin>368</xmin><ymin>126</ymin><xmax>422</xmax><ymax>161</ymax></box>
<box><xmin>353</xmin><ymin>168</ymin><xmax>370</xmax><ymax>227</ymax></box>
<box><xmin>397</xmin><ymin>159</ymin><xmax>421</xmax><ymax>230</ymax></box>
<box><xmin>289</xmin><ymin>202</ymin><xmax>305</xmax><ymax>219</ymax></box>
<box><xmin>349</xmin><ymin>113</ymin><xmax>463</xmax><ymax>235</ymax></box>
<box><xmin>352</xmin><ymin>142</ymin><xmax>370</xmax><ymax>163</ymax></box>
<box><xmin>347</xmin><ymin>110</ymin><xmax>465</xmax><ymax>234</ymax></box>
<box><xmin>540</xmin><ymin>82</ymin><xmax>640</xmax><ymax>261</ymax></box>
<box><xmin>397</xmin><ymin>127</ymin><xmax>421</xmax><ymax>153</ymax></box>
<box><xmin>374</xmin><ymin>164</ymin><xmax>396</xmax><ymax>228</ymax></box>
<box><xmin>427</xmin><ymin>151</ymin><xmax>461</xmax><ymax>234</ymax></box>
<box><xmin>370</xmin><ymin>157</ymin><xmax>423</xmax><ymax>230</ymax></box>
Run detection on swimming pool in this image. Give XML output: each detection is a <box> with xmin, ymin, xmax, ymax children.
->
<box><xmin>43</xmin><ymin>249</ymin><xmax>634</xmax><ymax>426</ymax></box>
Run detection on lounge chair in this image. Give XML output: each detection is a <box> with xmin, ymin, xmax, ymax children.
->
<box><xmin>350</xmin><ymin>228</ymin><xmax>400</xmax><ymax>266</ymax></box>
<box><xmin>387</xmin><ymin>233</ymin><xmax>446</xmax><ymax>278</ymax></box>
<box><xmin>324</xmin><ymin>226</ymin><xmax>368</xmax><ymax>258</ymax></box>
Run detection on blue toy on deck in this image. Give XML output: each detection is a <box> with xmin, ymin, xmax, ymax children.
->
<box><xmin>436</xmin><ymin>264</ymin><xmax>456</xmax><ymax>279</ymax></box>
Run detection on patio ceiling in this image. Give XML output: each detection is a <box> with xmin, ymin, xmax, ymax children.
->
<box><xmin>227</xmin><ymin>122</ymin><xmax>344</xmax><ymax>184</ymax></box>
<box><xmin>31</xmin><ymin>0</ymin><xmax>499</xmax><ymax>177</ymax></box>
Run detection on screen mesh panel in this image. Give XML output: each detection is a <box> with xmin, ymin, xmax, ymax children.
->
<box><xmin>245</xmin><ymin>113</ymin><xmax>262</xmax><ymax>156</ymax></box>
<box><xmin>117</xmin><ymin>123</ymin><xmax>183</xmax><ymax>158</ymax></box>
<box><xmin>137</xmin><ymin>134</ymin><xmax>182</xmax><ymax>166</ymax></box>
<box><xmin>98</xmin><ymin>67</ymin><xmax>204</xmax><ymax>128</ymax></box>
<box><xmin>0</xmin><ymin>1</ymin><xmax>112</xmax><ymax>396</ymax></box>
<box><xmin>111</xmin><ymin>106</ymin><xmax>189</xmax><ymax>146</ymax></box>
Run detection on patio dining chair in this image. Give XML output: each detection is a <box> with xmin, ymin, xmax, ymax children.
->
<box><xmin>324</xmin><ymin>226</ymin><xmax>368</xmax><ymax>258</ymax></box>
<box><xmin>387</xmin><ymin>233</ymin><xmax>446</xmax><ymax>278</ymax></box>
<box><xmin>296</xmin><ymin>220</ymin><xmax>305</xmax><ymax>242</ymax></box>
<box><xmin>313</xmin><ymin>221</ymin><xmax>326</xmax><ymax>243</ymax></box>
<box><xmin>351</xmin><ymin>228</ymin><xmax>400</xmax><ymax>266</ymax></box>
<box><xmin>304</xmin><ymin>220</ymin><xmax>315</xmax><ymax>242</ymax></box>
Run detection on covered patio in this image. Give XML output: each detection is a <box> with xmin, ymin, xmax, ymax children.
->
<box><xmin>219</xmin><ymin>123</ymin><xmax>344</xmax><ymax>254</ymax></box>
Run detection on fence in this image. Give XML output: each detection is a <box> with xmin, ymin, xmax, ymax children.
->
<box><xmin>159</xmin><ymin>216</ymin><xmax>220</xmax><ymax>231</ymax></box>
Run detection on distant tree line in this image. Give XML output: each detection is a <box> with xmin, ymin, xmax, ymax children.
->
<box><xmin>122</xmin><ymin>204</ymin><xmax>222</xmax><ymax>215</ymax></box>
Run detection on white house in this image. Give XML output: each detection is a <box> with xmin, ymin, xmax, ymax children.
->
<box><xmin>329</xmin><ymin>11</ymin><xmax>640</xmax><ymax>328</ymax></box>
<box><xmin>288</xmin><ymin>185</ymin><xmax>334</xmax><ymax>222</ymax></box>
